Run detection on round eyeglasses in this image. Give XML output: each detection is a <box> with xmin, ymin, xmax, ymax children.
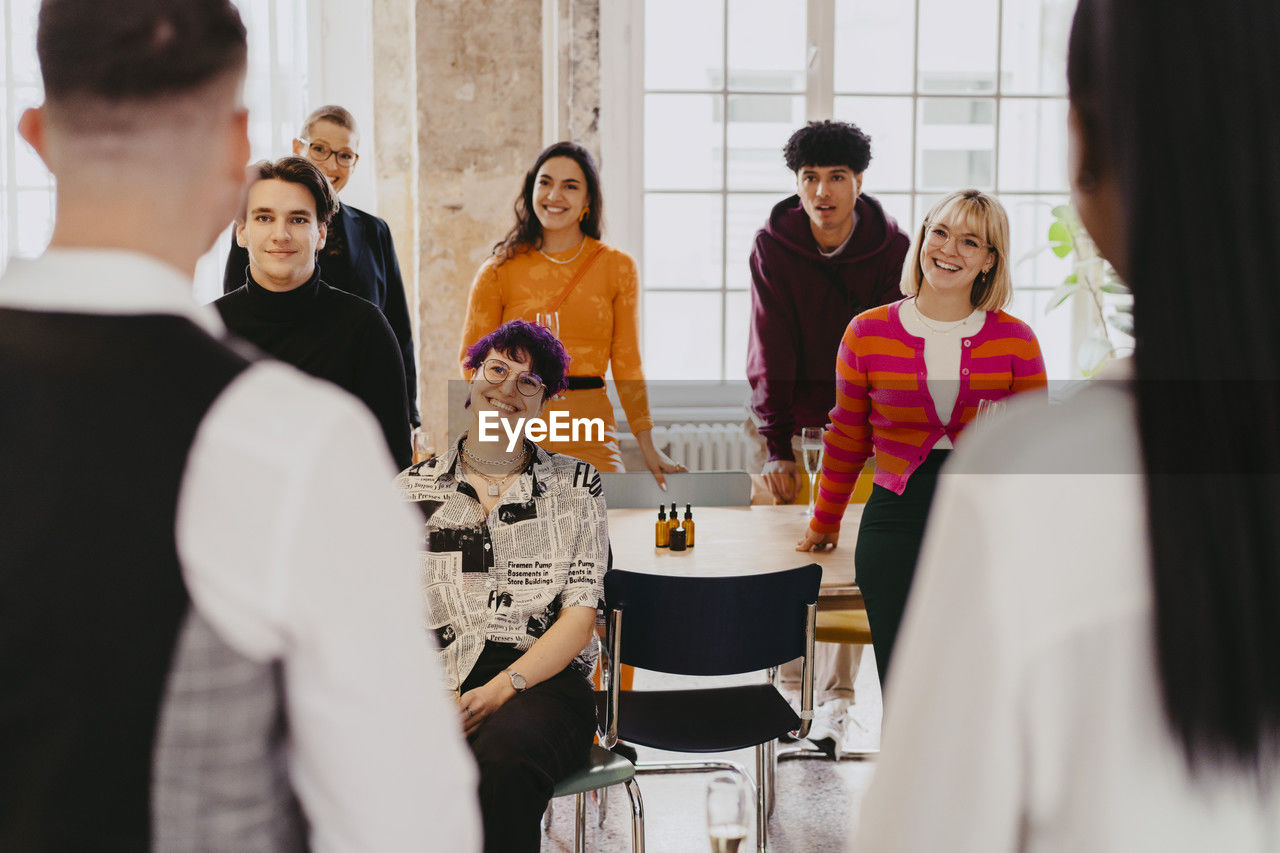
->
<box><xmin>923</xmin><ymin>224</ymin><xmax>990</xmax><ymax>259</ymax></box>
<box><xmin>481</xmin><ymin>359</ymin><xmax>545</xmax><ymax>397</ymax></box>
<box><xmin>302</xmin><ymin>140</ymin><xmax>359</xmax><ymax>168</ymax></box>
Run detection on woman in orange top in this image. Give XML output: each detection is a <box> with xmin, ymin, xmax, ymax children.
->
<box><xmin>460</xmin><ymin>141</ymin><xmax>682</xmax><ymax>485</ymax></box>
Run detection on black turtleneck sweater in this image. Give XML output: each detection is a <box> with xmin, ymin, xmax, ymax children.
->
<box><xmin>214</xmin><ymin>269</ymin><xmax>412</xmax><ymax>469</ymax></box>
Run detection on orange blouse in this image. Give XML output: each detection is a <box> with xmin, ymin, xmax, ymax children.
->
<box><xmin>458</xmin><ymin>238</ymin><xmax>654</xmax><ymax>435</ymax></box>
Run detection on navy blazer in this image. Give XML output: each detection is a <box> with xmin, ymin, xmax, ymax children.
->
<box><xmin>224</xmin><ymin>201</ymin><xmax>419</xmax><ymax>425</ymax></box>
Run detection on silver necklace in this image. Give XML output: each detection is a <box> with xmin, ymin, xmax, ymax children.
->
<box><xmin>461</xmin><ymin>438</ymin><xmax>525</xmax><ymax>468</ymax></box>
<box><xmin>538</xmin><ymin>238</ymin><xmax>587</xmax><ymax>265</ymax></box>
<box><xmin>912</xmin><ymin>298</ymin><xmax>968</xmax><ymax>335</ymax></box>
<box><xmin>463</xmin><ymin>458</ymin><xmax>520</xmax><ymax>497</ymax></box>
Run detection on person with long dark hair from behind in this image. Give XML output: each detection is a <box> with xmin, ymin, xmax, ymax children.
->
<box><xmin>850</xmin><ymin>0</ymin><xmax>1280</xmax><ymax>849</ymax></box>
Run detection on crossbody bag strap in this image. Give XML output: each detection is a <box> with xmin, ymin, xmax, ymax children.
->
<box><xmin>548</xmin><ymin>245</ymin><xmax>607</xmax><ymax>313</ymax></box>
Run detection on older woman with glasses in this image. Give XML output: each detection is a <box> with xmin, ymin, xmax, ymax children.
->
<box><xmin>398</xmin><ymin>319</ymin><xmax>605</xmax><ymax>853</ymax></box>
<box><xmin>222</xmin><ymin>104</ymin><xmax>420</xmax><ymax>431</ymax></box>
<box><xmin>797</xmin><ymin>189</ymin><xmax>1047</xmax><ymax>689</ymax></box>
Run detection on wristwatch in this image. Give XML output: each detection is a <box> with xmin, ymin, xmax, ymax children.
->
<box><xmin>503</xmin><ymin>668</ymin><xmax>527</xmax><ymax>693</ymax></box>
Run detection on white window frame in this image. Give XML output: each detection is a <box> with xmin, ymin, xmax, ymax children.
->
<box><xmin>600</xmin><ymin>0</ymin><xmax>1082</xmax><ymax>394</ymax></box>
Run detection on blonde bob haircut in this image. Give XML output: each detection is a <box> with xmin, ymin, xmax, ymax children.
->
<box><xmin>900</xmin><ymin>189</ymin><xmax>1013</xmax><ymax>312</ymax></box>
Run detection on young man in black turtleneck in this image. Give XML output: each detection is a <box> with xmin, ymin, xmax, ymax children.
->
<box><xmin>215</xmin><ymin>156</ymin><xmax>412</xmax><ymax>468</ymax></box>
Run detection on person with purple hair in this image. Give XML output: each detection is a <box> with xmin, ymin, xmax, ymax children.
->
<box><xmin>397</xmin><ymin>319</ymin><xmax>606</xmax><ymax>853</ymax></box>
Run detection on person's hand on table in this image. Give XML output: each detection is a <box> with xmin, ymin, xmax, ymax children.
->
<box><xmin>797</xmin><ymin>527</ymin><xmax>839</xmax><ymax>552</ymax></box>
<box><xmin>635</xmin><ymin>428</ymin><xmax>687</xmax><ymax>490</ymax></box>
<box><xmin>762</xmin><ymin>459</ymin><xmax>803</xmax><ymax>503</ymax></box>
<box><xmin>458</xmin><ymin>677</ymin><xmax>516</xmax><ymax>736</ymax></box>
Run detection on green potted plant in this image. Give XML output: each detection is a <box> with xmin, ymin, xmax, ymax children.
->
<box><xmin>1039</xmin><ymin>204</ymin><xmax>1133</xmax><ymax>375</ymax></box>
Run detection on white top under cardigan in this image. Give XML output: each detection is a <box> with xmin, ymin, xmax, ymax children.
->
<box><xmin>898</xmin><ymin>298</ymin><xmax>985</xmax><ymax>449</ymax></box>
<box><xmin>850</xmin><ymin>360</ymin><xmax>1280</xmax><ymax>852</ymax></box>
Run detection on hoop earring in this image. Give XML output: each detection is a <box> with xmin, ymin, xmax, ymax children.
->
<box><xmin>579</xmin><ymin>207</ymin><xmax>590</xmax><ymax>223</ymax></box>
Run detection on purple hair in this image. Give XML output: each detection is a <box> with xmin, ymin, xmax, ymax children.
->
<box><xmin>464</xmin><ymin>319</ymin><xmax>571</xmax><ymax>400</ymax></box>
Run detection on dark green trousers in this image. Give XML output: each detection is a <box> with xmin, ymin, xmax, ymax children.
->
<box><xmin>854</xmin><ymin>449</ymin><xmax>950</xmax><ymax>689</ymax></box>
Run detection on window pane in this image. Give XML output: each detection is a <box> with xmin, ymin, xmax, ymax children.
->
<box><xmin>726</xmin><ymin>94</ymin><xmax>803</xmax><ymax>191</ymax></box>
<box><xmin>644</xmin><ymin>292</ymin><xmax>723</xmax><ymax>379</ymax></box>
<box><xmin>1001</xmin><ymin>0</ymin><xmax>1074</xmax><ymax>95</ymax></box>
<box><xmin>727</xmin><ymin>0</ymin><xmax>806</xmax><ymax>93</ymax></box>
<box><xmin>646</xmin><ymin>0</ymin><xmax>725</xmax><ymax>90</ymax></box>
<box><xmin>1005</xmin><ymin>194</ymin><xmax>1072</xmax><ymax>289</ymax></box>
<box><xmin>917</xmin><ymin>98</ymin><xmax>994</xmax><ymax>189</ymax></box>
<box><xmin>834</xmin><ymin>0</ymin><xmax>914</xmax><ymax>93</ymax></box>
<box><xmin>726</xmin><ymin>193</ymin><xmax>780</xmax><ymax>291</ymax></box>
<box><xmin>724</xmin><ymin>290</ymin><xmax>750</xmax><ymax>380</ymax></box>
<box><xmin>645</xmin><ymin>94</ymin><xmax>724</xmax><ymax>191</ymax></box>
<box><xmin>874</xmin><ymin>193</ymin><xmax>914</xmax><ymax>235</ymax></box>
<box><xmin>833</xmin><ymin>96</ymin><xmax>912</xmax><ymax>191</ymax></box>
<box><xmin>8</xmin><ymin>0</ymin><xmax>41</xmax><ymax>85</ymax></box>
<box><xmin>917</xmin><ymin>0</ymin><xmax>999</xmax><ymax>94</ymax></box>
<box><xmin>17</xmin><ymin>190</ymin><xmax>54</xmax><ymax>256</ymax></box>
<box><xmin>998</xmin><ymin>99</ymin><xmax>1069</xmax><ymax>192</ymax></box>
<box><xmin>644</xmin><ymin>194</ymin><xmax>724</xmax><ymax>290</ymax></box>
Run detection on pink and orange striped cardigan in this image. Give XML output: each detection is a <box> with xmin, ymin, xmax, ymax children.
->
<box><xmin>810</xmin><ymin>299</ymin><xmax>1047</xmax><ymax>535</ymax></box>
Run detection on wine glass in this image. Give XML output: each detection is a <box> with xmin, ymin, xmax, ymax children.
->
<box><xmin>534</xmin><ymin>311</ymin><xmax>560</xmax><ymax>339</ymax></box>
<box><xmin>975</xmin><ymin>398</ymin><xmax>1007</xmax><ymax>422</ymax></box>
<box><xmin>800</xmin><ymin>426</ymin><xmax>824</xmax><ymax>518</ymax></box>
<box><xmin>706</xmin><ymin>772</ymin><xmax>750</xmax><ymax>852</ymax></box>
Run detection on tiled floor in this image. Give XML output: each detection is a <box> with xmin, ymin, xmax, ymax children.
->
<box><xmin>541</xmin><ymin>649</ymin><xmax>882</xmax><ymax>852</ymax></box>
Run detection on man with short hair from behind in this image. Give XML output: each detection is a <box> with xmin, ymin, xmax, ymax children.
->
<box><xmin>746</xmin><ymin>119</ymin><xmax>910</xmax><ymax>757</ymax></box>
<box><xmin>222</xmin><ymin>105</ymin><xmax>421</xmax><ymax>434</ymax></box>
<box><xmin>215</xmin><ymin>156</ymin><xmax>413</xmax><ymax>470</ymax></box>
<box><xmin>0</xmin><ymin>1</ymin><xmax>479</xmax><ymax>849</ymax></box>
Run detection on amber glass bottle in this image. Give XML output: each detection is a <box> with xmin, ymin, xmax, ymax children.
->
<box><xmin>682</xmin><ymin>503</ymin><xmax>695</xmax><ymax>548</ymax></box>
<box><xmin>655</xmin><ymin>505</ymin><xmax>670</xmax><ymax>547</ymax></box>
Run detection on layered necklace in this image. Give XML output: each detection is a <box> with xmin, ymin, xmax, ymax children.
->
<box><xmin>538</xmin><ymin>238</ymin><xmax>587</xmax><ymax>265</ymax></box>
<box><xmin>461</xmin><ymin>438</ymin><xmax>529</xmax><ymax>497</ymax></box>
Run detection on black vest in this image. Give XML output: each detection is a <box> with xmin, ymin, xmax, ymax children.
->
<box><xmin>0</xmin><ymin>309</ymin><xmax>249</xmax><ymax>850</ymax></box>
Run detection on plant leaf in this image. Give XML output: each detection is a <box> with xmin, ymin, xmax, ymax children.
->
<box><xmin>1100</xmin><ymin>281</ymin><xmax>1131</xmax><ymax>294</ymax></box>
<box><xmin>1078</xmin><ymin>335</ymin><xmax>1114</xmax><ymax>373</ymax></box>
<box><xmin>1106</xmin><ymin>314</ymin><xmax>1135</xmax><ymax>336</ymax></box>
<box><xmin>1048</xmin><ymin>220</ymin><xmax>1074</xmax><ymax>258</ymax></box>
<box><xmin>1050</xmin><ymin>204</ymin><xmax>1071</xmax><ymax>219</ymax></box>
<box><xmin>1046</xmin><ymin>280</ymin><xmax>1079</xmax><ymax>312</ymax></box>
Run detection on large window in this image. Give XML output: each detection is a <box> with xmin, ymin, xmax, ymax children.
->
<box><xmin>605</xmin><ymin>0</ymin><xmax>1079</xmax><ymax>381</ymax></box>
<box><xmin>0</xmin><ymin>0</ymin><xmax>312</xmax><ymax>285</ymax></box>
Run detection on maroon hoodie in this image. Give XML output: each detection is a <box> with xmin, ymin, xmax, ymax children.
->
<box><xmin>747</xmin><ymin>193</ymin><xmax>910</xmax><ymax>462</ymax></box>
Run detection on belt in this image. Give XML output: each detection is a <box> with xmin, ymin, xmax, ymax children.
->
<box><xmin>564</xmin><ymin>376</ymin><xmax>605</xmax><ymax>390</ymax></box>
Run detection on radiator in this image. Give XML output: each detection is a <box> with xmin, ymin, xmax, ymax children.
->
<box><xmin>651</xmin><ymin>423</ymin><xmax>752</xmax><ymax>472</ymax></box>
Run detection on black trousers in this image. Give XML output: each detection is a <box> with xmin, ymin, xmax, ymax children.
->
<box><xmin>461</xmin><ymin>641</ymin><xmax>596</xmax><ymax>853</ymax></box>
<box><xmin>854</xmin><ymin>449</ymin><xmax>950</xmax><ymax>690</ymax></box>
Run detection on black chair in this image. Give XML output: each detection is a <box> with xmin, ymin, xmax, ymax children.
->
<box><xmin>599</xmin><ymin>565</ymin><xmax>820</xmax><ymax>852</ymax></box>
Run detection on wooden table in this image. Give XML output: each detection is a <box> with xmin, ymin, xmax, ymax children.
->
<box><xmin>607</xmin><ymin>504</ymin><xmax>863</xmax><ymax>610</ymax></box>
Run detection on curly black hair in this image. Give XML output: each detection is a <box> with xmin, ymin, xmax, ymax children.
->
<box><xmin>782</xmin><ymin>120</ymin><xmax>873</xmax><ymax>174</ymax></box>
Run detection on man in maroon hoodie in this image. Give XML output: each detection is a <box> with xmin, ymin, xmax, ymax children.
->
<box><xmin>746</xmin><ymin>119</ymin><xmax>909</xmax><ymax>756</ymax></box>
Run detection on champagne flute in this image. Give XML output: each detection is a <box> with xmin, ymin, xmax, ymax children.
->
<box><xmin>800</xmin><ymin>426</ymin><xmax>824</xmax><ymax>518</ymax></box>
<box><xmin>534</xmin><ymin>311</ymin><xmax>560</xmax><ymax>339</ymax></box>
<box><xmin>975</xmin><ymin>398</ymin><xmax>1007</xmax><ymax>422</ymax></box>
<box><xmin>706</xmin><ymin>772</ymin><xmax>750</xmax><ymax>853</ymax></box>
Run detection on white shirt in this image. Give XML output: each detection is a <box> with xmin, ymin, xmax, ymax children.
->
<box><xmin>851</xmin><ymin>364</ymin><xmax>1280</xmax><ymax>852</ymax></box>
<box><xmin>899</xmin><ymin>298</ymin><xmax>985</xmax><ymax>448</ymax></box>
<box><xmin>0</xmin><ymin>250</ymin><xmax>481</xmax><ymax>853</ymax></box>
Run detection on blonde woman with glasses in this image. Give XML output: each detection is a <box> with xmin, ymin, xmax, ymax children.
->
<box><xmin>797</xmin><ymin>189</ymin><xmax>1047</xmax><ymax>688</ymax></box>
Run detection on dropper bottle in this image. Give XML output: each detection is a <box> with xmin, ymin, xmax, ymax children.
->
<box><xmin>655</xmin><ymin>505</ymin><xmax>670</xmax><ymax>548</ymax></box>
<box><xmin>668</xmin><ymin>501</ymin><xmax>680</xmax><ymax>539</ymax></box>
<box><xmin>682</xmin><ymin>503</ymin><xmax>695</xmax><ymax>548</ymax></box>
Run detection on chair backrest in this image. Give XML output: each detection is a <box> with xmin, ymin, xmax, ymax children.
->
<box><xmin>604</xmin><ymin>565</ymin><xmax>821</xmax><ymax>676</ymax></box>
<box><xmin>601</xmin><ymin>471</ymin><xmax>752</xmax><ymax>509</ymax></box>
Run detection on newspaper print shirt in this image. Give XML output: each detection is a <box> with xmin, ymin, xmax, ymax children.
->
<box><xmin>397</xmin><ymin>438</ymin><xmax>608</xmax><ymax>691</ymax></box>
